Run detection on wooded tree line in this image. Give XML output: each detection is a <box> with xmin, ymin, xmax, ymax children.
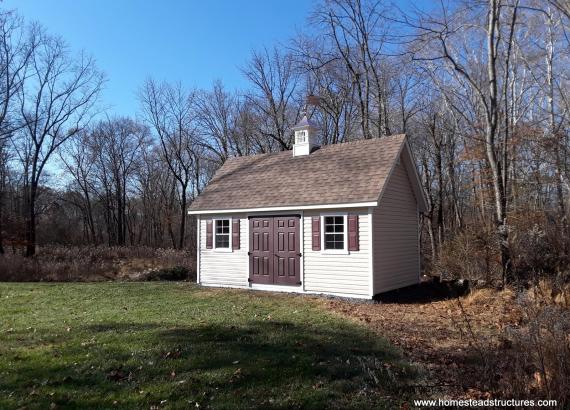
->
<box><xmin>1</xmin><ymin>0</ymin><xmax>569</xmax><ymax>283</ymax></box>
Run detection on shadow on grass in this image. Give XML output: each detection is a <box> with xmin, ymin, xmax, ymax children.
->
<box><xmin>87</xmin><ymin>322</ymin><xmax>163</xmax><ymax>333</ymax></box>
<box><xmin>1</xmin><ymin>320</ymin><xmax>415</xmax><ymax>409</ymax></box>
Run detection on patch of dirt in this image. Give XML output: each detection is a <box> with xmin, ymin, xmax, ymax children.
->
<box><xmin>325</xmin><ymin>281</ymin><xmax>523</xmax><ymax>399</ymax></box>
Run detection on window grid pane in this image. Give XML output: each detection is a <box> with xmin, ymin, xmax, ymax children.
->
<box><xmin>324</xmin><ymin>216</ymin><xmax>345</xmax><ymax>250</ymax></box>
<box><xmin>216</xmin><ymin>219</ymin><xmax>229</xmax><ymax>234</ymax></box>
<box><xmin>215</xmin><ymin>219</ymin><xmax>230</xmax><ymax>248</ymax></box>
<box><xmin>215</xmin><ymin>235</ymin><xmax>229</xmax><ymax>248</ymax></box>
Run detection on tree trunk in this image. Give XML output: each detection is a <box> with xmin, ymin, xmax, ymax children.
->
<box><xmin>545</xmin><ymin>15</ymin><xmax>568</xmax><ymax>256</ymax></box>
<box><xmin>0</xmin><ymin>169</ymin><xmax>4</xmax><ymax>254</ymax></box>
<box><xmin>435</xmin><ymin>143</ymin><xmax>444</xmax><ymax>249</ymax></box>
<box><xmin>427</xmin><ymin>216</ymin><xmax>437</xmax><ymax>263</ymax></box>
<box><xmin>486</xmin><ymin>0</ymin><xmax>511</xmax><ymax>284</ymax></box>
<box><xmin>25</xmin><ymin>183</ymin><xmax>37</xmax><ymax>257</ymax></box>
<box><xmin>179</xmin><ymin>184</ymin><xmax>188</xmax><ymax>249</ymax></box>
<box><xmin>0</xmin><ymin>191</ymin><xmax>4</xmax><ymax>255</ymax></box>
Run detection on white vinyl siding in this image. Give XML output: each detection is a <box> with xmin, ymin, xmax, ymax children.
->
<box><xmin>303</xmin><ymin>208</ymin><xmax>370</xmax><ymax>297</ymax></box>
<box><xmin>198</xmin><ymin>208</ymin><xmax>373</xmax><ymax>298</ymax></box>
<box><xmin>199</xmin><ymin>214</ymin><xmax>248</xmax><ymax>287</ymax></box>
<box><xmin>373</xmin><ymin>155</ymin><xmax>420</xmax><ymax>294</ymax></box>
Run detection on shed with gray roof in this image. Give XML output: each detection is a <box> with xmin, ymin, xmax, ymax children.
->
<box><xmin>189</xmin><ymin>118</ymin><xmax>427</xmax><ymax>299</ymax></box>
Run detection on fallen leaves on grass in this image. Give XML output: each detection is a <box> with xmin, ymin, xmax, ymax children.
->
<box><xmin>162</xmin><ymin>347</ymin><xmax>182</xmax><ymax>359</ymax></box>
<box><xmin>326</xmin><ymin>286</ymin><xmax>522</xmax><ymax>399</ymax></box>
<box><xmin>229</xmin><ymin>368</ymin><xmax>242</xmax><ymax>383</ymax></box>
<box><xmin>107</xmin><ymin>367</ymin><xmax>132</xmax><ymax>382</ymax></box>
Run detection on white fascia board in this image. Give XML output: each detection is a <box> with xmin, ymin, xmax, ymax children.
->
<box><xmin>187</xmin><ymin>201</ymin><xmax>378</xmax><ymax>215</ymax></box>
<box><xmin>403</xmin><ymin>140</ymin><xmax>429</xmax><ymax>212</ymax></box>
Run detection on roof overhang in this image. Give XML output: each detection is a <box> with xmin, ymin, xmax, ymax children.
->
<box><xmin>402</xmin><ymin>140</ymin><xmax>429</xmax><ymax>213</ymax></box>
<box><xmin>187</xmin><ymin>201</ymin><xmax>378</xmax><ymax>215</ymax></box>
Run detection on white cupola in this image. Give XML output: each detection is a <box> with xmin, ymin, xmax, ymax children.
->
<box><xmin>292</xmin><ymin>114</ymin><xmax>318</xmax><ymax>157</ymax></box>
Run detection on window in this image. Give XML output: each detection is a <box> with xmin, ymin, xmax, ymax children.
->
<box><xmin>323</xmin><ymin>215</ymin><xmax>345</xmax><ymax>250</ymax></box>
<box><xmin>215</xmin><ymin>219</ymin><xmax>230</xmax><ymax>248</ymax></box>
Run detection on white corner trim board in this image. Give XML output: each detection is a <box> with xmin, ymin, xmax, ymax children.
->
<box><xmin>368</xmin><ymin>207</ymin><xmax>374</xmax><ymax>298</ymax></box>
<box><xmin>196</xmin><ymin>215</ymin><xmax>200</xmax><ymax>284</ymax></box>
<box><xmin>188</xmin><ymin>201</ymin><xmax>378</xmax><ymax>215</ymax></box>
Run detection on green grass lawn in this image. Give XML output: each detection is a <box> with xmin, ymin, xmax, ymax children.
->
<box><xmin>0</xmin><ymin>283</ymin><xmax>415</xmax><ymax>409</ymax></box>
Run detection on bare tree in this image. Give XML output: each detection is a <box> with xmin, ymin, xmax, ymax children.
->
<box><xmin>242</xmin><ymin>47</ymin><xmax>301</xmax><ymax>150</ymax></box>
<box><xmin>0</xmin><ymin>10</ymin><xmax>36</xmax><ymax>140</ymax></box>
<box><xmin>139</xmin><ymin>79</ymin><xmax>198</xmax><ymax>249</ymax></box>
<box><xmin>408</xmin><ymin>0</ymin><xmax>520</xmax><ymax>283</ymax></box>
<box><xmin>0</xmin><ymin>139</ymin><xmax>9</xmax><ymax>253</ymax></box>
<box><xmin>134</xmin><ymin>145</ymin><xmax>178</xmax><ymax>247</ymax></box>
<box><xmin>314</xmin><ymin>0</ymin><xmax>394</xmax><ymax>138</ymax></box>
<box><xmin>548</xmin><ymin>0</ymin><xmax>570</xmax><ymax>20</ymax></box>
<box><xmin>194</xmin><ymin>80</ymin><xmax>241</xmax><ymax>162</ymax></box>
<box><xmin>0</xmin><ymin>10</ymin><xmax>37</xmax><ymax>254</ymax></box>
<box><xmin>16</xmin><ymin>30</ymin><xmax>103</xmax><ymax>255</ymax></box>
<box><xmin>88</xmin><ymin>118</ymin><xmax>147</xmax><ymax>246</ymax></box>
<box><xmin>292</xmin><ymin>35</ymin><xmax>359</xmax><ymax>144</ymax></box>
<box><xmin>59</xmin><ymin>130</ymin><xmax>98</xmax><ymax>243</ymax></box>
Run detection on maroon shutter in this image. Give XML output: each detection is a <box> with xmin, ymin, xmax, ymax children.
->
<box><xmin>348</xmin><ymin>214</ymin><xmax>359</xmax><ymax>251</ymax></box>
<box><xmin>206</xmin><ymin>220</ymin><xmax>213</xmax><ymax>249</ymax></box>
<box><xmin>232</xmin><ymin>218</ymin><xmax>240</xmax><ymax>250</ymax></box>
<box><xmin>312</xmin><ymin>216</ymin><xmax>321</xmax><ymax>251</ymax></box>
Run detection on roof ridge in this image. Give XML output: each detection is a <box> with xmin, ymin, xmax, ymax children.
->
<box><xmin>318</xmin><ymin>134</ymin><xmax>406</xmax><ymax>151</ymax></box>
<box><xmin>225</xmin><ymin>149</ymin><xmax>290</xmax><ymax>162</ymax></box>
<box><xmin>225</xmin><ymin>134</ymin><xmax>407</xmax><ymax>161</ymax></box>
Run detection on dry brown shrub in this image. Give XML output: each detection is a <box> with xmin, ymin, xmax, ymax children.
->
<box><xmin>435</xmin><ymin>211</ymin><xmax>568</xmax><ymax>284</ymax></box>
<box><xmin>509</xmin><ymin>210</ymin><xmax>569</xmax><ymax>278</ymax></box>
<box><xmin>451</xmin><ymin>280</ymin><xmax>569</xmax><ymax>405</ymax></box>
<box><xmin>435</xmin><ymin>227</ymin><xmax>501</xmax><ymax>283</ymax></box>
<box><xmin>480</xmin><ymin>280</ymin><xmax>570</xmax><ymax>406</ymax></box>
<box><xmin>523</xmin><ymin>279</ymin><xmax>570</xmax><ymax>309</ymax></box>
<box><xmin>0</xmin><ymin>245</ymin><xmax>195</xmax><ymax>282</ymax></box>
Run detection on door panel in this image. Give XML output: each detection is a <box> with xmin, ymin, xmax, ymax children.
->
<box><xmin>272</xmin><ymin>216</ymin><xmax>300</xmax><ymax>286</ymax></box>
<box><xmin>249</xmin><ymin>218</ymin><xmax>273</xmax><ymax>284</ymax></box>
<box><xmin>249</xmin><ymin>216</ymin><xmax>300</xmax><ymax>286</ymax></box>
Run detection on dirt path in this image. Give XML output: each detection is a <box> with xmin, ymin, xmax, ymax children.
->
<box><xmin>325</xmin><ymin>282</ymin><xmax>522</xmax><ymax>399</ymax></box>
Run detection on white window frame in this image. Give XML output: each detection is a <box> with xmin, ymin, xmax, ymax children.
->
<box><xmin>213</xmin><ymin>218</ymin><xmax>232</xmax><ymax>252</ymax></box>
<box><xmin>320</xmin><ymin>212</ymin><xmax>348</xmax><ymax>254</ymax></box>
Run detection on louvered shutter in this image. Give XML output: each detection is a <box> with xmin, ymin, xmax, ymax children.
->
<box><xmin>348</xmin><ymin>214</ymin><xmax>359</xmax><ymax>251</ymax></box>
<box><xmin>232</xmin><ymin>218</ymin><xmax>240</xmax><ymax>250</ymax></box>
<box><xmin>206</xmin><ymin>220</ymin><xmax>213</xmax><ymax>249</ymax></box>
<box><xmin>312</xmin><ymin>216</ymin><xmax>321</xmax><ymax>251</ymax></box>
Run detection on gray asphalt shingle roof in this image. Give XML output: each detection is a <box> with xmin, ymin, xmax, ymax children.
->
<box><xmin>188</xmin><ymin>134</ymin><xmax>407</xmax><ymax>212</ymax></box>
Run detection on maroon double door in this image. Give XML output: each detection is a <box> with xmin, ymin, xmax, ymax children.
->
<box><xmin>249</xmin><ymin>215</ymin><xmax>301</xmax><ymax>286</ymax></box>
